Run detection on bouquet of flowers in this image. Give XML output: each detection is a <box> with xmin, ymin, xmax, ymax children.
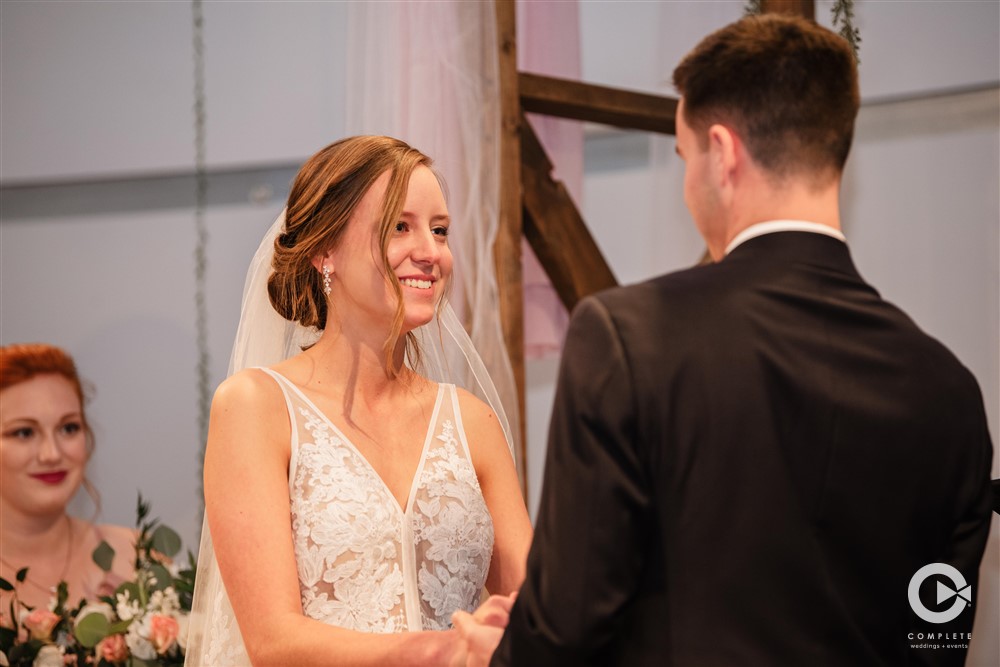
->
<box><xmin>0</xmin><ymin>495</ymin><xmax>196</xmax><ymax>667</ymax></box>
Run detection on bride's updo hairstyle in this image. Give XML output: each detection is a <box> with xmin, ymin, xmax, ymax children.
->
<box><xmin>267</xmin><ymin>135</ymin><xmax>434</xmax><ymax>374</ymax></box>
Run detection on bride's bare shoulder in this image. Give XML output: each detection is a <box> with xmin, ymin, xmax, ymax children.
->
<box><xmin>212</xmin><ymin>367</ymin><xmax>283</xmax><ymax>410</ymax></box>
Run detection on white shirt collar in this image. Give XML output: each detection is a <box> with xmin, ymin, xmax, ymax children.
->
<box><xmin>725</xmin><ymin>220</ymin><xmax>846</xmax><ymax>256</ymax></box>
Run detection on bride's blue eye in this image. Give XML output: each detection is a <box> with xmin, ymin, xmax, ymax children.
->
<box><xmin>395</xmin><ymin>222</ymin><xmax>407</xmax><ymax>233</ymax></box>
<box><xmin>432</xmin><ymin>226</ymin><xmax>449</xmax><ymax>237</ymax></box>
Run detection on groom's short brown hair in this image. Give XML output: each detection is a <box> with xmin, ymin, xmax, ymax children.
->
<box><xmin>673</xmin><ymin>14</ymin><xmax>860</xmax><ymax>184</ymax></box>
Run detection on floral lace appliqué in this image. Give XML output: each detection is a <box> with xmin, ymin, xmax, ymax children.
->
<box><xmin>412</xmin><ymin>419</ymin><xmax>494</xmax><ymax>630</ymax></box>
<box><xmin>287</xmin><ymin>386</ymin><xmax>493</xmax><ymax>634</ymax></box>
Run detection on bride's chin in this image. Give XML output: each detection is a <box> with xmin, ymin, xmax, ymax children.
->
<box><xmin>402</xmin><ymin>309</ymin><xmax>437</xmax><ymax>331</ymax></box>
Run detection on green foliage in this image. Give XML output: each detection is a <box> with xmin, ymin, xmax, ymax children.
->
<box><xmin>2</xmin><ymin>493</ymin><xmax>197</xmax><ymax>666</ymax></box>
<box><xmin>831</xmin><ymin>0</ymin><xmax>862</xmax><ymax>63</ymax></box>
<box><xmin>147</xmin><ymin>564</ymin><xmax>174</xmax><ymax>593</ymax></box>
<box><xmin>151</xmin><ymin>525</ymin><xmax>182</xmax><ymax>558</ymax></box>
<box><xmin>92</xmin><ymin>540</ymin><xmax>116</xmax><ymax>572</ymax></box>
<box><xmin>74</xmin><ymin>612</ymin><xmax>111</xmax><ymax>648</ymax></box>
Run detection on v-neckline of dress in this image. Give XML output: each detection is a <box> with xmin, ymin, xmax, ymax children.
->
<box><xmin>264</xmin><ymin>368</ymin><xmax>446</xmax><ymax>515</ymax></box>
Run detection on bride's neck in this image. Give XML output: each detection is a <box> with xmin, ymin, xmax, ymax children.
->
<box><xmin>308</xmin><ymin>320</ymin><xmax>412</xmax><ymax>395</ymax></box>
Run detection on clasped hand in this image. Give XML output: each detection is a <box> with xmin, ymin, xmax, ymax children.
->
<box><xmin>450</xmin><ymin>591</ymin><xmax>517</xmax><ymax>667</ymax></box>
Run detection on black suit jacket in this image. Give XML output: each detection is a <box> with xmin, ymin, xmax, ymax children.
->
<box><xmin>494</xmin><ymin>232</ymin><xmax>993</xmax><ymax>666</ymax></box>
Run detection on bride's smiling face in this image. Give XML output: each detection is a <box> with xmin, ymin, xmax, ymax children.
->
<box><xmin>325</xmin><ymin>165</ymin><xmax>452</xmax><ymax>334</ymax></box>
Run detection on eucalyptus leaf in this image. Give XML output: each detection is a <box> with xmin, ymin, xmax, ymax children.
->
<box><xmin>108</xmin><ymin>618</ymin><xmax>133</xmax><ymax>634</ymax></box>
<box><xmin>173</xmin><ymin>578</ymin><xmax>194</xmax><ymax>594</ymax></box>
<box><xmin>116</xmin><ymin>581</ymin><xmax>141</xmax><ymax>602</ymax></box>
<box><xmin>74</xmin><ymin>612</ymin><xmax>110</xmax><ymax>648</ymax></box>
<box><xmin>92</xmin><ymin>540</ymin><xmax>116</xmax><ymax>572</ymax></box>
<box><xmin>15</xmin><ymin>568</ymin><xmax>28</xmax><ymax>583</ymax></box>
<box><xmin>0</xmin><ymin>577</ymin><xmax>12</xmax><ymax>592</ymax></box>
<box><xmin>151</xmin><ymin>524</ymin><xmax>182</xmax><ymax>557</ymax></box>
<box><xmin>148</xmin><ymin>563</ymin><xmax>173</xmax><ymax>591</ymax></box>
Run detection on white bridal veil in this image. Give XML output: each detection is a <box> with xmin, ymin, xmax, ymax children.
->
<box><xmin>184</xmin><ymin>210</ymin><xmax>515</xmax><ymax>666</ymax></box>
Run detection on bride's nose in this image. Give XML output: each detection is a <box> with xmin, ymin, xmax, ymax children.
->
<box><xmin>411</xmin><ymin>229</ymin><xmax>442</xmax><ymax>265</ymax></box>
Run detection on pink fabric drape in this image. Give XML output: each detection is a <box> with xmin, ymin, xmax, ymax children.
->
<box><xmin>517</xmin><ymin>0</ymin><xmax>582</xmax><ymax>359</ymax></box>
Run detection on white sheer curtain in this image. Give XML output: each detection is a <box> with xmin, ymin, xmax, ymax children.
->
<box><xmin>344</xmin><ymin>1</ymin><xmax>519</xmax><ymax>471</ymax></box>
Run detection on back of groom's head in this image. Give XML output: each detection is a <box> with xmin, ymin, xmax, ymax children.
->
<box><xmin>673</xmin><ymin>14</ymin><xmax>860</xmax><ymax>187</ymax></box>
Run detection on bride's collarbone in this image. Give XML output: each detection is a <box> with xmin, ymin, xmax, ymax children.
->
<box><xmin>341</xmin><ymin>401</ymin><xmax>431</xmax><ymax>447</ymax></box>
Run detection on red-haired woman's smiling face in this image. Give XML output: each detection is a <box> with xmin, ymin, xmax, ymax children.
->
<box><xmin>0</xmin><ymin>374</ymin><xmax>88</xmax><ymax>519</ymax></box>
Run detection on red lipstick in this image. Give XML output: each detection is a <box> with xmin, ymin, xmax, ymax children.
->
<box><xmin>31</xmin><ymin>472</ymin><xmax>67</xmax><ymax>485</ymax></box>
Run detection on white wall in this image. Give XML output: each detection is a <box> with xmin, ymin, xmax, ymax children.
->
<box><xmin>1</xmin><ymin>0</ymin><xmax>997</xmax><ymax>662</ymax></box>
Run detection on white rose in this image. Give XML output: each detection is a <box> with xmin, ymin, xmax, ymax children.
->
<box><xmin>126</xmin><ymin>617</ymin><xmax>157</xmax><ymax>661</ymax></box>
<box><xmin>31</xmin><ymin>645</ymin><xmax>63</xmax><ymax>667</ymax></box>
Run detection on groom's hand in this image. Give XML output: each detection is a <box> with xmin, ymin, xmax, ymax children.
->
<box><xmin>452</xmin><ymin>592</ymin><xmax>517</xmax><ymax>667</ymax></box>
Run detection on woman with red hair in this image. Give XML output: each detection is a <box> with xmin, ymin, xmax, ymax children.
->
<box><xmin>0</xmin><ymin>343</ymin><xmax>134</xmax><ymax>615</ymax></box>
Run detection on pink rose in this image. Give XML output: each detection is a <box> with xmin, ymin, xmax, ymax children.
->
<box><xmin>23</xmin><ymin>609</ymin><xmax>60</xmax><ymax>641</ymax></box>
<box><xmin>95</xmin><ymin>633</ymin><xmax>129</xmax><ymax>664</ymax></box>
<box><xmin>147</xmin><ymin>614</ymin><xmax>179</xmax><ymax>655</ymax></box>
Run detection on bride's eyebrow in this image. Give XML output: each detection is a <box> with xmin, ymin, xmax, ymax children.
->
<box><xmin>399</xmin><ymin>211</ymin><xmax>451</xmax><ymax>223</ymax></box>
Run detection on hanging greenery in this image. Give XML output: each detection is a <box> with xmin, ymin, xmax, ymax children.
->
<box><xmin>831</xmin><ymin>0</ymin><xmax>861</xmax><ymax>63</ymax></box>
<box><xmin>191</xmin><ymin>0</ymin><xmax>211</xmax><ymax>512</ymax></box>
<box><xmin>742</xmin><ymin>0</ymin><xmax>861</xmax><ymax>63</ymax></box>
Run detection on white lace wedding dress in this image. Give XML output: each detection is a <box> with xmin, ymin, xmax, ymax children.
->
<box><xmin>184</xmin><ymin>370</ymin><xmax>494</xmax><ymax>666</ymax></box>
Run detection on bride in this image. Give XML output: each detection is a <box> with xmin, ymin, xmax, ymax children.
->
<box><xmin>185</xmin><ymin>136</ymin><xmax>531</xmax><ymax>666</ymax></box>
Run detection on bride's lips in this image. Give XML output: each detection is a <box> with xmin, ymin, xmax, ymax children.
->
<box><xmin>31</xmin><ymin>471</ymin><xmax>68</xmax><ymax>485</ymax></box>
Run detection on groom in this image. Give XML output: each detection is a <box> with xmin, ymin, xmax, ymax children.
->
<box><xmin>455</xmin><ymin>13</ymin><xmax>994</xmax><ymax>667</ymax></box>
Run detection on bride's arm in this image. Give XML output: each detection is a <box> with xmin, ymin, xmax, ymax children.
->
<box><xmin>204</xmin><ymin>369</ymin><xmax>460</xmax><ymax>667</ymax></box>
<box><xmin>457</xmin><ymin>390</ymin><xmax>533</xmax><ymax>596</ymax></box>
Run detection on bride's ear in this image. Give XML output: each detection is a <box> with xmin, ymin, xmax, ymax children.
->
<box><xmin>311</xmin><ymin>249</ymin><xmax>334</xmax><ymax>274</ymax></box>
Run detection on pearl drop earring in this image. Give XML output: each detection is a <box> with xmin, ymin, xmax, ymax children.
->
<box><xmin>323</xmin><ymin>265</ymin><xmax>332</xmax><ymax>295</ymax></box>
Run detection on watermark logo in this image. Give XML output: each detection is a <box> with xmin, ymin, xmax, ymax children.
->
<box><xmin>908</xmin><ymin>563</ymin><xmax>972</xmax><ymax>624</ymax></box>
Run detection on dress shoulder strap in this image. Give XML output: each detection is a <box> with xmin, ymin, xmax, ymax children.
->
<box><xmin>252</xmin><ymin>367</ymin><xmax>304</xmax><ymax>472</ymax></box>
<box><xmin>437</xmin><ymin>383</ymin><xmax>475</xmax><ymax>463</ymax></box>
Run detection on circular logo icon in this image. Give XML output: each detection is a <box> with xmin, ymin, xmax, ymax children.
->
<box><xmin>908</xmin><ymin>563</ymin><xmax>972</xmax><ymax>624</ymax></box>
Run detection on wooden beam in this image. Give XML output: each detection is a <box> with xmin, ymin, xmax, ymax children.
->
<box><xmin>761</xmin><ymin>0</ymin><xmax>815</xmax><ymax>20</ymax></box>
<box><xmin>520</xmin><ymin>72</ymin><xmax>677</xmax><ymax>135</ymax></box>
<box><xmin>493</xmin><ymin>0</ymin><xmax>528</xmax><ymax>494</ymax></box>
<box><xmin>520</xmin><ymin>114</ymin><xmax>618</xmax><ymax>311</ymax></box>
